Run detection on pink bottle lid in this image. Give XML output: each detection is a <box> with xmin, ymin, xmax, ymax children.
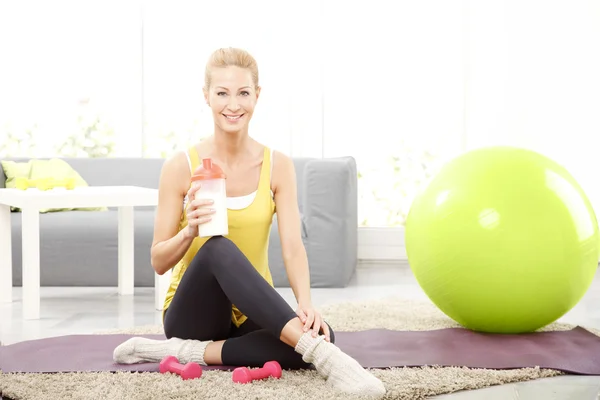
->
<box><xmin>191</xmin><ymin>158</ymin><xmax>226</xmax><ymax>181</ymax></box>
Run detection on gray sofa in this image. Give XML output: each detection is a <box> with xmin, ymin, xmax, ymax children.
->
<box><xmin>1</xmin><ymin>155</ymin><xmax>358</xmax><ymax>288</ymax></box>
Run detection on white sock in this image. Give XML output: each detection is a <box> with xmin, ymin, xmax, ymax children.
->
<box><xmin>113</xmin><ymin>336</ymin><xmax>212</xmax><ymax>365</ymax></box>
<box><xmin>295</xmin><ymin>332</ymin><xmax>386</xmax><ymax>398</ymax></box>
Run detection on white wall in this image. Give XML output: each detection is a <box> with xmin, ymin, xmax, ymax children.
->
<box><xmin>464</xmin><ymin>0</ymin><xmax>600</xmax><ymax>214</ymax></box>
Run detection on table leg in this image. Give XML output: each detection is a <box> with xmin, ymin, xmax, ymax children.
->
<box><xmin>118</xmin><ymin>206</ymin><xmax>134</xmax><ymax>295</ymax></box>
<box><xmin>0</xmin><ymin>204</ymin><xmax>12</xmax><ymax>304</ymax></box>
<box><xmin>21</xmin><ymin>208</ymin><xmax>40</xmax><ymax>320</ymax></box>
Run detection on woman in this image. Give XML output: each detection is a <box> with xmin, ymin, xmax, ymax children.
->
<box><xmin>113</xmin><ymin>47</ymin><xmax>385</xmax><ymax>398</ymax></box>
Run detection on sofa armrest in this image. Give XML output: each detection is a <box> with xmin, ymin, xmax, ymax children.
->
<box><xmin>302</xmin><ymin>156</ymin><xmax>358</xmax><ymax>287</ymax></box>
<box><xmin>0</xmin><ymin>163</ymin><xmax>6</xmax><ymax>188</ymax></box>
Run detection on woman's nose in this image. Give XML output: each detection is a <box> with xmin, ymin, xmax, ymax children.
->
<box><xmin>227</xmin><ymin>100</ymin><xmax>240</xmax><ymax>111</ymax></box>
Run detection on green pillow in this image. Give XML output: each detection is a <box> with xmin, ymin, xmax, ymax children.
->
<box><xmin>1</xmin><ymin>159</ymin><xmax>107</xmax><ymax>213</ymax></box>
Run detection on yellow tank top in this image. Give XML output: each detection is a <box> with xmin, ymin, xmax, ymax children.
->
<box><xmin>162</xmin><ymin>146</ymin><xmax>276</xmax><ymax>327</ymax></box>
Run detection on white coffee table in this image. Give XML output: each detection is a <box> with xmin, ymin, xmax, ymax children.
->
<box><xmin>0</xmin><ymin>186</ymin><xmax>158</xmax><ymax>319</ymax></box>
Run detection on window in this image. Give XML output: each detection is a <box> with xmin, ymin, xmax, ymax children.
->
<box><xmin>321</xmin><ymin>1</ymin><xmax>466</xmax><ymax>226</ymax></box>
<box><xmin>464</xmin><ymin>1</ymin><xmax>600</xmax><ymax>214</ymax></box>
<box><xmin>0</xmin><ymin>2</ymin><xmax>142</xmax><ymax>158</ymax></box>
<box><xmin>5</xmin><ymin>1</ymin><xmax>595</xmax><ymax>226</ymax></box>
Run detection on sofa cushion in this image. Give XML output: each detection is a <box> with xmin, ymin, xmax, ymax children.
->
<box><xmin>10</xmin><ymin>209</ymin><xmax>156</xmax><ymax>287</ymax></box>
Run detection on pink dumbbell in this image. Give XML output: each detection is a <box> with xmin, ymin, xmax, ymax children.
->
<box><xmin>159</xmin><ymin>355</ymin><xmax>202</xmax><ymax>380</ymax></box>
<box><xmin>232</xmin><ymin>361</ymin><xmax>282</xmax><ymax>384</ymax></box>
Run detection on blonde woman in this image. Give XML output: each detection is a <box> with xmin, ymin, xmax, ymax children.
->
<box><xmin>113</xmin><ymin>47</ymin><xmax>385</xmax><ymax>398</ymax></box>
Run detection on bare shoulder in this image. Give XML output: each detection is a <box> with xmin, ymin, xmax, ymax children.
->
<box><xmin>160</xmin><ymin>150</ymin><xmax>192</xmax><ymax>196</ymax></box>
<box><xmin>271</xmin><ymin>150</ymin><xmax>296</xmax><ymax>193</ymax></box>
<box><xmin>272</xmin><ymin>149</ymin><xmax>294</xmax><ymax>169</ymax></box>
<box><xmin>152</xmin><ymin>150</ymin><xmax>193</xmax><ymax>247</ymax></box>
<box><xmin>164</xmin><ymin>150</ymin><xmax>190</xmax><ymax>170</ymax></box>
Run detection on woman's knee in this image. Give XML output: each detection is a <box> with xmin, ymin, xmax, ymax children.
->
<box><xmin>202</xmin><ymin>235</ymin><xmax>234</xmax><ymax>252</ymax></box>
<box><xmin>188</xmin><ymin>236</ymin><xmax>232</xmax><ymax>272</ymax></box>
<box><xmin>194</xmin><ymin>236</ymin><xmax>241</xmax><ymax>265</ymax></box>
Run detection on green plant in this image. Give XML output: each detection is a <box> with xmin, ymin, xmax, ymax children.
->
<box><xmin>357</xmin><ymin>144</ymin><xmax>446</xmax><ymax>227</ymax></box>
<box><xmin>143</xmin><ymin>117</ymin><xmax>210</xmax><ymax>158</ymax></box>
<box><xmin>55</xmin><ymin>99</ymin><xmax>116</xmax><ymax>158</ymax></box>
<box><xmin>55</xmin><ymin>115</ymin><xmax>116</xmax><ymax>158</ymax></box>
<box><xmin>143</xmin><ymin>129</ymin><xmax>187</xmax><ymax>158</ymax></box>
<box><xmin>0</xmin><ymin>123</ymin><xmax>39</xmax><ymax>158</ymax></box>
<box><xmin>1</xmin><ymin>98</ymin><xmax>117</xmax><ymax>159</ymax></box>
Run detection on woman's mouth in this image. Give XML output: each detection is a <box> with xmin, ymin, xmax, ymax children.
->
<box><xmin>223</xmin><ymin>114</ymin><xmax>244</xmax><ymax>121</ymax></box>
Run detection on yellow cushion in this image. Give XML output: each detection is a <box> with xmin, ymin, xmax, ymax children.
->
<box><xmin>2</xmin><ymin>161</ymin><xmax>31</xmax><ymax>189</ymax></box>
<box><xmin>1</xmin><ymin>159</ymin><xmax>107</xmax><ymax>213</ymax></box>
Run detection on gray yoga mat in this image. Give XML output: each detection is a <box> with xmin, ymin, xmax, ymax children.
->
<box><xmin>1</xmin><ymin>327</ymin><xmax>600</xmax><ymax>375</ymax></box>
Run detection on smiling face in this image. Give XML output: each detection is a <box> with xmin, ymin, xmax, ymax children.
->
<box><xmin>204</xmin><ymin>66</ymin><xmax>260</xmax><ymax>134</ymax></box>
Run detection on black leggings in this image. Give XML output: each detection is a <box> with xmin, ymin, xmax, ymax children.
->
<box><xmin>163</xmin><ymin>235</ymin><xmax>335</xmax><ymax>370</ymax></box>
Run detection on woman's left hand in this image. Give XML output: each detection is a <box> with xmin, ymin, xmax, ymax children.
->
<box><xmin>296</xmin><ymin>302</ymin><xmax>330</xmax><ymax>342</ymax></box>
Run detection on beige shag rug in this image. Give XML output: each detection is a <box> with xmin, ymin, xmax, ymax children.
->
<box><xmin>2</xmin><ymin>296</ymin><xmax>595</xmax><ymax>400</ymax></box>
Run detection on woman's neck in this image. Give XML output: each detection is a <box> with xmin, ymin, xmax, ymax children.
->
<box><xmin>212</xmin><ymin>127</ymin><xmax>252</xmax><ymax>165</ymax></box>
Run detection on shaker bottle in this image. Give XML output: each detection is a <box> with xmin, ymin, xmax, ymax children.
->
<box><xmin>190</xmin><ymin>158</ymin><xmax>228</xmax><ymax>238</ymax></box>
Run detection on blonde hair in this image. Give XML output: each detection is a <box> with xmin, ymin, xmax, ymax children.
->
<box><xmin>204</xmin><ymin>47</ymin><xmax>259</xmax><ymax>89</ymax></box>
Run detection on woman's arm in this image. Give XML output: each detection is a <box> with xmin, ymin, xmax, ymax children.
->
<box><xmin>150</xmin><ymin>153</ymin><xmax>195</xmax><ymax>275</ymax></box>
<box><xmin>272</xmin><ymin>151</ymin><xmax>329</xmax><ymax>340</ymax></box>
<box><xmin>272</xmin><ymin>151</ymin><xmax>311</xmax><ymax>304</ymax></box>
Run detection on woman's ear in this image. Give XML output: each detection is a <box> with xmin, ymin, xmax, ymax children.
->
<box><xmin>255</xmin><ymin>85</ymin><xmax>261</xmax><ymax>99</ymax></box>
<box><xmin>203</xmin><ymin>87</ymin><xmax>210</xmax><ymax>106</ymax></box>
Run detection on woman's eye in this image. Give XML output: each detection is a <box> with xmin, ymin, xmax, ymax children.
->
<box><xmin>217</xmin><ymin>92</ymin><xmax>227</xmax><ymax>96</ymax></box>
<box><xmin>240</xmin><ymin>91</ymin><xmax>250</xmax><ymax>96</ymax></box>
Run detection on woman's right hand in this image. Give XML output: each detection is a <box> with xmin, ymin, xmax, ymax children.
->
<box><xmin>184</xmin><ymin>183</ymin><xmax>215</xmax><ymax>239</ymax></box>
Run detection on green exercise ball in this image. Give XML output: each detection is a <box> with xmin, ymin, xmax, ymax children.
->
<box><xmin>405</xmin><ymin>146</ymin><xmax>600</xmax><ymax>334</ymax></box>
